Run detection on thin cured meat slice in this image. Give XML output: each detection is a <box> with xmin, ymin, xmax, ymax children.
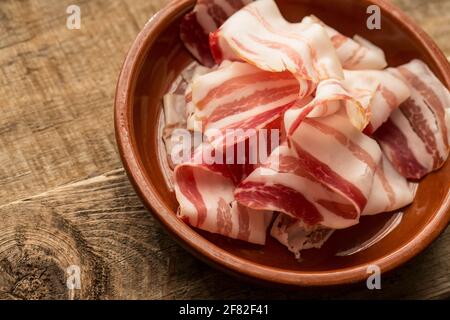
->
<box><xmin>362</xmin><ymin>154</ymin><xmax>416</xmax><ymax>215</ymax></box>
<box><xmin>276</xmin><ymin>155</ymin><xmax>415</xmax><ymax>256</ymax></box>
<box><xmin>163</xmin><ymin>63</ymin><xmax>195</xmax><ymax>170</ymax></box>
<box><xmin>270</xmin><ymin>214</ymin><xmax>334</xmax><ymax>259</ymax></box>
<box><xmin>285</xmin><ymin>69</ymin><xmax>411</xmax><ymax>135</ymax></box>
<box><xmin>235</xmin><ymin>144</ymin><xmax>367</xmax><ymax>229</ymax></box>
<box><xmin>174</xmin><ymin>143</ymin><xmax>272</xmax><ymax>244</ymax></box>
<box><xmin>163</xmin><ymin>93</ymin><xmax>188</xmax><ymax>170</ymax></box>
<box><xmin>343</xmin><ymin>70</ymin><xmax>411</xmax><ymax>134</ymax></box>
<box><xmin>209</xmin><ymin>0</ymin><xmax>343</xmax><ymax>82</ymax></box>
<box><xmin>184</xmin><ymin>63</ymin><xmax>214</xmax><ymax>131</ymax></box>
<box><xmin>285</xmin><ymin>77</ymin><xmax>377</xmax><ymax>134</ymax></box>
<box><xmin>238</xmin><ymin>110</ymin><xmax>402</xmax><ymax>228</ymax></box>
<box><xmin>302</xmin><ymin>15</ymin><xmax>387</xmax><ymax>70</ymax></box>
<box><xmin>374</xmin><ymin>60</ymin><xmax>450</xmax><ymax>179</ymax></box>
<box><xmin>285</xmin><ymin>112</ymin><xmax>382</xmax><ymax>219</ymax></box>
<box><xmin>180</xmin><ymin>0</ymin><xmax>253</xmax><ymax>67</ymax></box>
<box><xmin>190</xmin><ymin>61</ymin><xmax>308</xmax><ymax>147</ymax></box>
<box><xmin>252</xmin><ymin>150</ymin><xmax>414</xmax><ymax>257</ymax></box>
<box><xmin>163</xmin><ymin>62</ymin><xmax>213</xmax><ymax>169</ymax></box>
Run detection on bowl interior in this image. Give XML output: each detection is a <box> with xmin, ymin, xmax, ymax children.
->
<box><xmin>129</xmin><ymin>0</ymin><xmax>450</xmax><ymax>277</ymax></box>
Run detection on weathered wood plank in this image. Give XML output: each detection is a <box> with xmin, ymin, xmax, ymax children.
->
<box><xmin>0</xmin><ymin>168</ymin><xmax>448</xmax><ymax>299</ymax></box>
<box><xmin>393</xmin><ymin>0</ymin><xmax>450</xmax><ymax>57</ymax></box>
<box><xmin>0</xmin><ymin>0</ymin><xmax>449</xmax><ymax>300</ymax></box>
<box><xmin>0</xmin><ymin>0</ymin><xmax>169</xmax><ymax>204</ymax></box>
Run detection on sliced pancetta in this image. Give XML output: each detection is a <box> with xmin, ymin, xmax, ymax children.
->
<box><xmin>236</xmin><ymin>108</ymin><xmax>394</xmax><ymax>229</ymax></box>
<box><xmin>209</xmin><ymin>0</ymin><xmax>343</xmax><ymax>82</ymax></box>
<box><xmin>285</xmin><ymin>77</ymin><xmax>377</xmax><ymax>134</ymax></box>
<box><xmin>267</xmin><ymin>150</ymin><xmax>416</xmax><ymax>255</ymax></box>
<box><xmin>286</xmin><ymin>69</ymin><xmax>411</xmax><ymax>135</ymax></box>
<box><xmin>173</xmin><ymin>0</ymin><xmax>449</xmax><ymax>258</ymax></box>
<box><xmin>163</xmin><ymin>62</ymin><xmax>212</xmax><ymax>169</ymax></box>
<box><xmin>184</xmin><ymin>63</ymin><xmax>214</xmax><ymax>131</ymax></box>
<box><xmin>374</xmin><ymin>59</ymin><xmax>450</xmax><ymax>179</ymax></box>
<box><xmin>163</xmin><ymin>94</ymin><xmax>188</xmax><ymax>170</ymax></box>
<box><xmin>284</xmin><ymin>112</ymin><xmax>382</xmax><ymax>223</ymax></box>
<box><xmin>235</xmin><ymin>144</ymin><xmax>363</xmax><ymax>229</ymax></box>
<box><xmin>174</xmin><ymin>143</ymin><xmax>273</xmax><ymax>244</ymax></box>
<box><xmin>163</xmin><ymin>68</ymin><xmax>191</xmax><ymax>170</ymax></box>
<box><xmin>343</xmin><ymin>69</ymin><xmax>411</xmax><ymax>134</ymax></box>
<box><xmin>302</xmin><ymin>15</ymin><xmax>387</xmax><ymax>70</ymax></box>
<box><xmin>190</xmin><ymin>61</ymin><xmax>306</xmax><ymax>147</ymax></box>
<box><xmin>180</xmin><ymin>0</ymin><xmax>253</xmax><ymax>66</ymax></box>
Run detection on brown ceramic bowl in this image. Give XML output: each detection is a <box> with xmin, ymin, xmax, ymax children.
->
<box><xmin>115</xmin><ymin>0</ymin><xmax>450</xmax><ymax>286</ymax></box>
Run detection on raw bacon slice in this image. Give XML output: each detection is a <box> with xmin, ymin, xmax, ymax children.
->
<box><xmin>285</xmin><ymin>77</ymin><xmax>377</xmax><ymax>134</ymax></box>
<box><xmin>285</xmin><ymin>112</ymin><xmax>382</xmax><ymax>220</ymax></box>
<box><xmin>270</xmin><ymin>214</ymin><xmax>334</xmax><ymax>259</ymax></box>
<box><xmin>174</xmin><ymin>143</ymin><xmax>272</xmax><ymax>244</ymax></box>
<box><xmin>163</xmin><ymin>66</ymin><xmax>192</xmax><ymax>170</ymax></box>
<box><xmin>209</xmin><ymin>0</ymin><xmax>343</xmax><ymax>82</ymax></box>
<box><xmin>184</xmin><ymin>63</ymin><xmax>214</xmax><ymax>131</ymax></box>
<box><xmin>191</xmin><ymin>61</ymin><xmax>309</xmax><ymax>147</ymax></box>
<box><xmin>163</xmin><ymin>62</ymin><xmax>213</xmax><ymax>169</ymax></box>
<box><xmin>252</xmin><ymin>150</ymin><xmax>414</xmax><ymax>256</ymax></box>
<box><xmin>363</xmin><ymin>155</ymin><xmax>416</xmax><ymax>215</ymax></box>
<box><xmin>163</xmin><ymin>94</ymin><xmax>188</xmax><ymax>170</ymax></box>
<box><xmin>343</xmin><ymin>69</ymin><xmax>411</xmax><ymax>134</ymax></box>
<box><xmin>285</xmin><ymin>69</ymin><xmax>411</xmax><ymax>135</ymax></box>
<box><xmin>302</xmin><ymin>15</ymin><xmax>387</xmax><ymax>70</ymax></box>
<box><xmin>236</xmin><ymin>112</ymin><xmax>384</xmax><ymax>229</ymax></box>
<box><xmin>374</xmin><ymin>60</ymin><xmax>450</xmax><ymax>179</ymax></box>
<box><xmin>235</xmin><ymin>143</ymin><xmax>369</xmax><ymax>229</ymax></box>
<box><xmin>180</xmin><ymin>0</ymin><xmax>253</xmax><ymax>67</ymax></box>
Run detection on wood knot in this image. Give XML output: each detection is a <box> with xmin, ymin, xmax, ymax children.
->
<box><xmin>0</xmin><ymin>208</ymin><xmax>110</xmax><ymax>299</ymax></box>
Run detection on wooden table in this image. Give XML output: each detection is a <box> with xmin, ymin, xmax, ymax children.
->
<box><xmin>0</xmin><ymin>0</ymin><xmax>449</xmax><ymax>300</ymax></box>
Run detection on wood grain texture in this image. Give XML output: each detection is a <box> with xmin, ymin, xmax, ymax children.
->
<box><xmin>0</xmin><ymin>0</ymin><xmax>449</xmax><ymax>299</ymax></box>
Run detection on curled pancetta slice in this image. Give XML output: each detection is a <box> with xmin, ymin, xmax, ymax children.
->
<box><xmin>184</xmin><ymin>63</ymin><xmax>214</xmax><ymax>131</ymax></box>
<box><xmin>285</xmin><ymin>113</ymin><xmax>382</xmax><ymax>219</ymax></box>
<box><xmin>209</xmin><ymin>0</ymin><xmax>343</xmax><ymax>82</ymax></box>
<box><xmin>240</xmin><ymin>128</ymin><xmax>414</xmax><ymax>253</ymax></box>
<box><xmin>343</xmin><ymin>69</ymin><xmax>411</xmax><ymax>134</ymax></box>
<box><xmin>301</xmin><ymin>15</ymin><xmax>387</xmax><ymax>70</ymax></box>
<box><xmin>237</xmin><ymin>110</ymin><xmax>403</xmax><ymax>229</ymax></box>
<box><xmin>174</xmin><ymin>143</ymin><xmax>273</xmax><ymax>244</ymax></box>
<box><xmin>180</xmin><ymin>0</ymin><xmax>253</xmax><ymax>66</ymax></box>
<box><xmin>163</xmin><ymin>62</ymin><xmax>213</xmax><ymax>169</ymax></box>
<box><xmin>374</xmin><ymin>60</ymin><xmax>450</xmax><ymax>179</ymax></box>
<box><xmin>260</xmin><ymin>150</ymin><xmax>415</xmax><ymax>255</ymax></box>
<box><xmin>286</xmin><ymin>69</ymin><xmax>411</xmax><ymax>135</ymax></box>
<box><xmin>234</xmin><ymin>143</ymin><xmax>364</xmax><ymax>229</ymax></box>
<box><xmin>285</xmin><ymin>77</ymin><xmax>377</xmax><ymax>134</ymax></box>
<box><xmin>190</xmin><ymin>61</ymin><xmax>307</xmax><ymax>147</ymax></box>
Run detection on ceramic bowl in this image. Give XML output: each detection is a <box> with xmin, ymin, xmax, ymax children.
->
<box><xmin>115</xmin><ymin>0</ymin><xmax>450</xmax><ymax>286</ymax></box>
